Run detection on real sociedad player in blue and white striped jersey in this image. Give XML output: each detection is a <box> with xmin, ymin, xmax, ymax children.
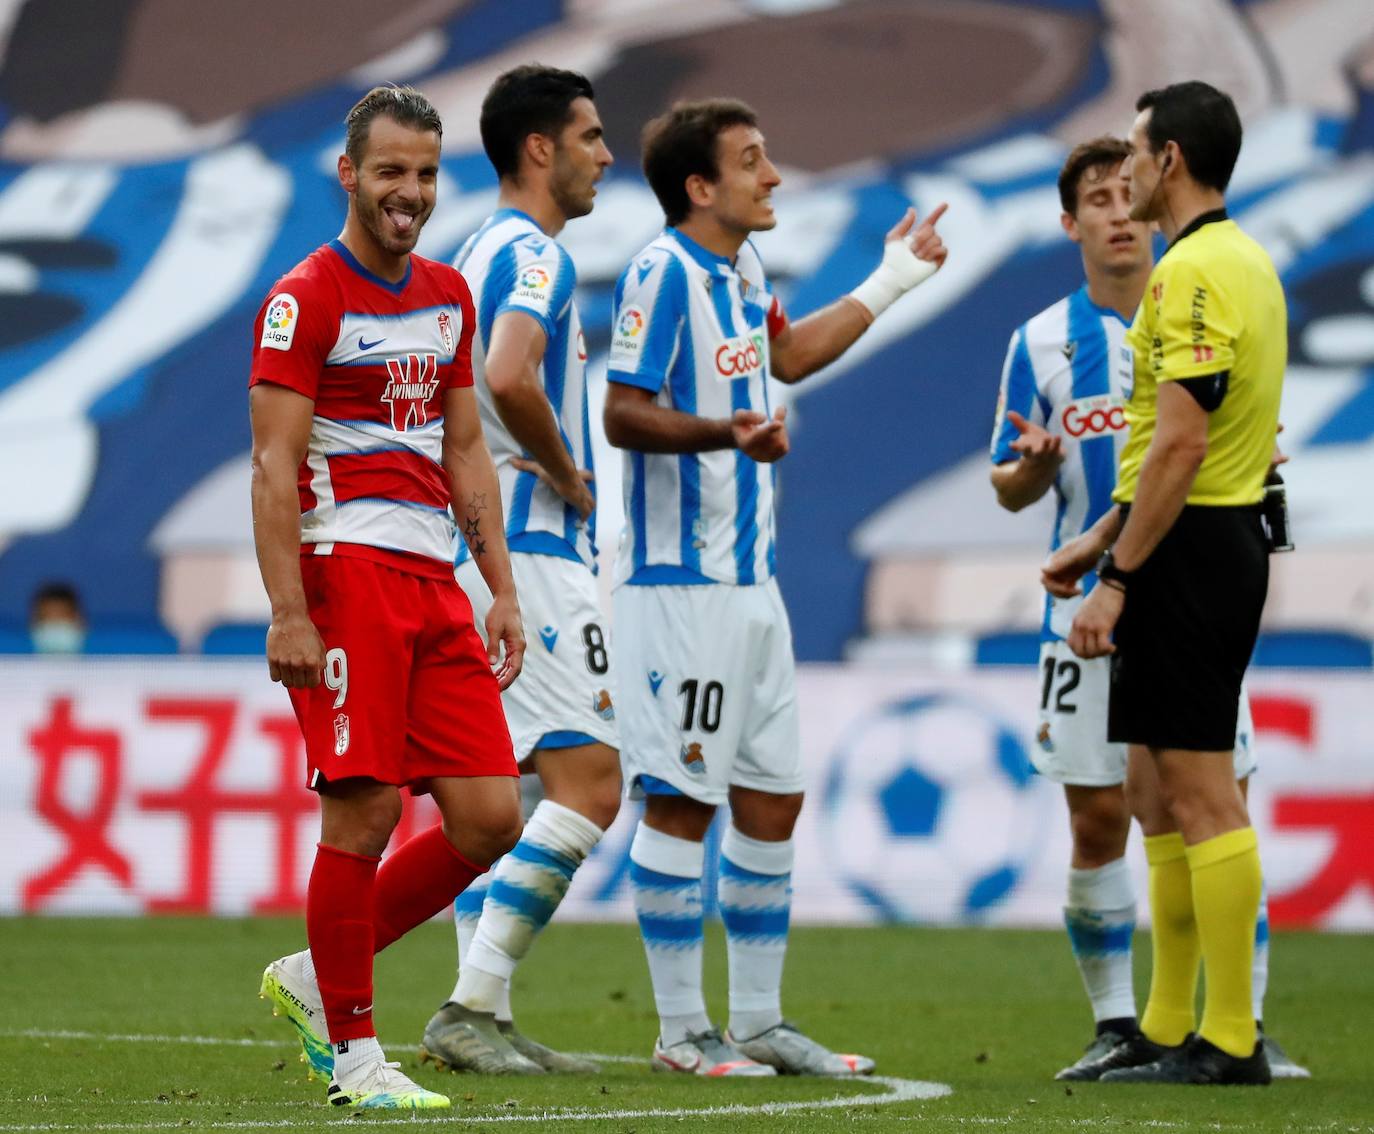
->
<box><xmin>608</xmin><ymin>233</ymin><xmax>784</xmax><ymax>586</ymax></box>
<box><xmin>989</xmin><ymin>137</ymin><xmax>1303</xmax><ymax>1084</ymax></box>
<box><xmin>423</xmin><ymin>65</ymin><xmax>622</xmax><ymax>1079</ymax></box>
<box><xmin>455</xmin><ymin>208</ymin><xmax>595</xmax><ymax>566</ymax></box>
<box><xmin>604</xmin><ymin>98</ymin><xmax>948</xmax><ymax>1080</ymax></box>
<box><xmin>989</xmin><ymin>139</ymin><xmax>1148</xmax><ymax>1081</ymax></box>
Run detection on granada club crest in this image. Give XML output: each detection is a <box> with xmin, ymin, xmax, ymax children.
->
<box><xmin>437</xmin><ymin>310</ymin><xmax>455</xmax><ymax>355</ymax></box>
<box><xmin>333</xmin><ymin>713</ymin><xmax>351</xmax><ymax>756</ymax></box>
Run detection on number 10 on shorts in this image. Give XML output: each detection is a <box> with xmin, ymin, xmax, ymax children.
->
<box><xmin>678</xmin><ymin>678</ymin><xmax>724</xmax><ymax>733</ymax></box>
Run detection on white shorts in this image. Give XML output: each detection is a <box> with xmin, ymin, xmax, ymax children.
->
<box><xmin>1033</xmin><ymin>639</ymin><xmax>1258</xmax><ymax>786</ymax></box>
<box><xmin>457</xmin><ymin>553</ymin><xmax>618</xmax><ymax>763</ymax></box>
<box><xmin>613</xmin><ymin>579</ymin><xmax>804</xmax><ymax>807</ymax></box>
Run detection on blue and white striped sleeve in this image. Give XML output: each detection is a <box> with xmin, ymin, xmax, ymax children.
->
<box><xmin>607</xmin><ymin>252</ymin><xmax>686</xmax><ymax>394</ymax></box>
<box><xmin>990</xmin><ymin>325</ymin><xmax>1043</xmax><ymax>463</ymax></box>
<box><xmin>492</xmin><ymin>234</ymin><xmax>573</xmax><ymax>339</ymax></box>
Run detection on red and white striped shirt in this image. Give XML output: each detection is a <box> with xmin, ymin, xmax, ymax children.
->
<box><xmin>249</xmin><ymin>240</ymin><xmax>475</xmax><ymax>579</ymax></box>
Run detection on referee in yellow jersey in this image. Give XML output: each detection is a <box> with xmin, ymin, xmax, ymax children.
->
<box><xmin>1043</xmin><ymin>81</ymin><xmax>1283</xmax><ymax>1085</ymax></box>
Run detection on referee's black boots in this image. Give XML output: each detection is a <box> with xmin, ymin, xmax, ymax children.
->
<box><xmin>1099</xmin><ymin>1033</ymin><xmax>1272</xmax><ymax>1085</ymax></box>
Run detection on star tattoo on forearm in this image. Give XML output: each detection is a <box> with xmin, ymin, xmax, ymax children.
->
<box><xmin>464</xmin><ymin>493</ymin><xmax>488</xmax><ymax>557</ymax></box>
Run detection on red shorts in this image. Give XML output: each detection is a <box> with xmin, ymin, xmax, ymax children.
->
<box><xmin>288</xmin><ymin>554</ymin><xmax>516</xmax><ymax>792</ymax></box>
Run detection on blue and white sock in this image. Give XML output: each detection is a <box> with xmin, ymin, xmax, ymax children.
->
<box><xmin>630</xmin><ymin>821</ymin><xmax>709</xmax><ymax>1046</ymax></box>
<box><xmin>720</xmin><ymin>825</ymin><xmax>793</xmax><ymax>1042</ymax></box>
<box><xmin>456</xmin><ymin>800</ymin><xmax>603</xmax><ymax>1016</ymax></box>
<box><xmin>451</xmin><ymin>874</ymin><xmax>506</xmax><ymax>1017</ymax></box>
<box><xmin>1253</xmin><ymin>882</ymin><xmax>1270</xmax><ymax>1023</ymax></box>
<box><xmin>1064</xmin><ymin>857</ymin><xmax>1137</xmax><ymax>1028</ymax></box>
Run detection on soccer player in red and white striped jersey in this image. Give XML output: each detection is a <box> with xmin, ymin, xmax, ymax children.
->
<box><xmin>249</xmin><ymin>85</ymin><xmax>524</xmax><ymax>1112</ymax></box>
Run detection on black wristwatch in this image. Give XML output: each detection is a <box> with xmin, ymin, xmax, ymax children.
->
<box><xmin>1096</xmin><ymin>549</ymin><xmax>1134</xmax><ymax>589</ymax></box>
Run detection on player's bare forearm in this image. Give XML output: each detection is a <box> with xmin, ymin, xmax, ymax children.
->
<box><xmin>990</xmin><ymin>459</ymin><xmax>1056</xmax><ymax>512</ymax></box>
<box><xmin>1086</xmin><ymin>504</ymin><xmax>1125</xmax><ymax>553</ymax></box>
<box><xmin>248</xmin><ymin>385</ymin><xmax>312</xmax><ymax>619</ymax></box>
<box><xmin>487</xmin><ymin>312</ymin><xmax>583</xmax><ymax>495</ymax></box>
<box><xmin>604</xmin><ymin>382</ymin><xmax>735</xmax><ymax>453</ymax></box>
<box><xmin>249</xmin><ymin>383</ymin><xmax>325</xmax><ymax>687</ymax></box>
<box><xmin>250</xmin><ymin>456</ymin><xmax>308</xmax><ymax>616</ymax></box>
<box><xmin>769</xmin><ymin>300</ymin><xmax>870</xmax><ymax>384</ymax></box>
<box><xmin>444</xmin><ymin>390</ymin><xmax>516</xmax><ymax>599</ymax></box>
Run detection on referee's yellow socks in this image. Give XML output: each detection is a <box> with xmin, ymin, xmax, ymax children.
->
<box><xmin>1139</xmin><ymin>831</ymin><xmax>1199</xmax><ymax>1046</ymax></box>
<box><xmin>1187</xmin><ymin>826</ymin><xmax>1262</xmax><ymax>1058</ymax></box>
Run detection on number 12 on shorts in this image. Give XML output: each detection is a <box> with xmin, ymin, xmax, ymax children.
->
<box><xmin>1041</xmin><ymin>656</ymin><xmax>1079</xmax><ymax>714</ymax></box>
<box><xmin>678</xmin><ymin>678</ymin><xmax>724</xmax><ymax>733</ymax></box>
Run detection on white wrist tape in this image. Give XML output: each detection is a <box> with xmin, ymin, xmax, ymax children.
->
<box><xmin>848</xmin><ymin>236</ymin><xmax>939</xmax><ymax>320</ymax></box>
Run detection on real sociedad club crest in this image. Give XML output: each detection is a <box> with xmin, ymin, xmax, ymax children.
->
<box><xmin>680</xmin><ymin>742</ymin><xmax>706</xmax><ymax>775</ymax></box>
<box><xmin>437</xmin><ymin>310</ymin><xmax>454</xmax><ymax>355</ymax></box>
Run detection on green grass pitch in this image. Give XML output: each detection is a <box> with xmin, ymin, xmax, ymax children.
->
<box><xmin>1</xmin><ymin>917</ymin><xmax>1368</xmax><ymax>1131</ymax></box>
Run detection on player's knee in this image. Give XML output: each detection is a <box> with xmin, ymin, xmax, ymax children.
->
<box><xmin>320</xmin><ymin>783</ymin><xmax>403</xmax><ymax>857</ymax></box>
<box><xmin>461</xmin><ymin>807</ymin><xmax>523</xmax><ymax>865</ymax></box>
<box><xmin>731</xmin><ymin>789</ymin><xmax>804</xmax><ymax>841</ymax></box>
<box><xmin>581</xmin><ymin>779</ymin><xmax>622</xmax><ymax>832</ymax></box>
<box><xmin>1069</xmin><ymin>792</ymin><xmax>1130</xmax><ymax>864</ymax></box>
<box><xmin>643</xmin><ymin>793</ymin><xmax>716</xmax><ymax>841</ymax></box>
<box><xmin>544</xmin><ymin>757</ymin><xmax>622</xmax><ymax>831</ymax></box>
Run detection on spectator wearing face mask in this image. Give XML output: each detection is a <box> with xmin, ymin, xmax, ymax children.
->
<box><xmin>29</xmin><ymin>582</ymin><xmax>86</xmax><ymax>655</ymax></box>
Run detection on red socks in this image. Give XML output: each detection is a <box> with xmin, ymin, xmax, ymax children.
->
<box><xmin>374</xmin><ymin>824</ymin><xmax>486</xmax><ymax>953</ymax></box>
<box><xmin>306</xmin><ymin>843</ymin><xmax>380</xmax><ymax>1043</ymax></box>
<box><xmin>308</xmin><ymin>826</ymin><xmax>486</xmax><ymax>1043</ymax></box>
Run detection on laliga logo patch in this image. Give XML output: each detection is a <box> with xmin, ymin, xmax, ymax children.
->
<box><xmin>333</xmin><ymin>713</ymin><xmax>351</xmax><ymax>756</ymax></box>
<box><xmin>680</xmin><ymin>742</ymin><xmax>706</xmax><ymax>775</ymax></box>
<box><xmin>610</xmin><ymin>306</ymin><xmax>646</xmax><ymax>363</ymax></box>
<box><xmin>261</xmin><ymin>292</ymin><xmax>298</xmax><ymax>351</ymax></box>
<box><xmin>617</xmin><ymin>307</ymin><xmax>644</xmax><ymax>338</ymax></box>
<box><xmin>1061</xmin><ymin>394</ymin><xmax>1126</xmax><ymax>438</ymax></box>
<box><xmin>437</xmin><ymin>310</ymin><xmax>455</xmax><ymax>356</ymax></box>
<box><xmin>516</xmin><ymin>266</ymin><xmax>551</xmax><ymax>294</ymax></box>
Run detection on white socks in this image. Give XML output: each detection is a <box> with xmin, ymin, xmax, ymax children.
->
<box><xmin>1064</xmin><ymin>857</ymin><xmax>1138</xmax><ymax>1025</ymax></box>
<box><xmin>333</xmin><ymin>1035</ymin><xmax>384</xmax><ymax>1082</ymax></box>
<box><xmin>719</xmin><ymin>825</ymin><xmax>793</xmax><ymax>1041</ymax></box>
<box><xmin>453</xmin><ymin>800</ymin><xmax>604</xmax><ymax>1017</ymax></box>
<box><xmin>630</xmin><ymin>821</ymin><xmax>709</xmax><ymax>1046</ymax></box>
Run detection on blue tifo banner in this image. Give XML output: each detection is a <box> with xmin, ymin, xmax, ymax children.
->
<box><xmin>3</xmin><ymin>660</ymin><xmax>1370</xmax><ymax>930</ymax></box>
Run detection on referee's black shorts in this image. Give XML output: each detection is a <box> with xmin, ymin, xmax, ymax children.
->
<box><xmin>1108</xmin><ymin>503</ymin><xmax>1268</xmax><ymax>752</ymax></box>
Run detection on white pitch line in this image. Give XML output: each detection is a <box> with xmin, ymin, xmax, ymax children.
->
<box><xmin>0</xmin><ymin>1028</ymin><xmax>952</xmax><ymax>1130</ymax></box>
<box><xmin>0</xmin><ymin>1078</ymin><xmax>948</xmax><ymax>1131</ymax></box>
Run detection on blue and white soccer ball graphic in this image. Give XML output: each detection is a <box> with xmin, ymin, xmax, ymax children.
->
<box><xmin>820</xmin><ymin>694</ymin><xmax>1047</xmax><ymax>923</ymax></box>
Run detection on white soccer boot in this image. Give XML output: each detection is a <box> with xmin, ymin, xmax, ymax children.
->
<box><xmin>326</xmin><ymin>1059</ymin><xmax>450</xmax><ymax>1109</ymax></box>
<box><xmin>652</xmin><ymin>1027</ymin><xmax>777</xmax><ymax>1077</ymax></box>
<box><xmin>727</xmin><ymin>1021</ymin><xmax>875</xmax><ymax>1076</ymax></box>
<box><xmin>259</xmin><ymin>950</ymin><xmax>332</xmax><ymax>1079</ymax></box>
